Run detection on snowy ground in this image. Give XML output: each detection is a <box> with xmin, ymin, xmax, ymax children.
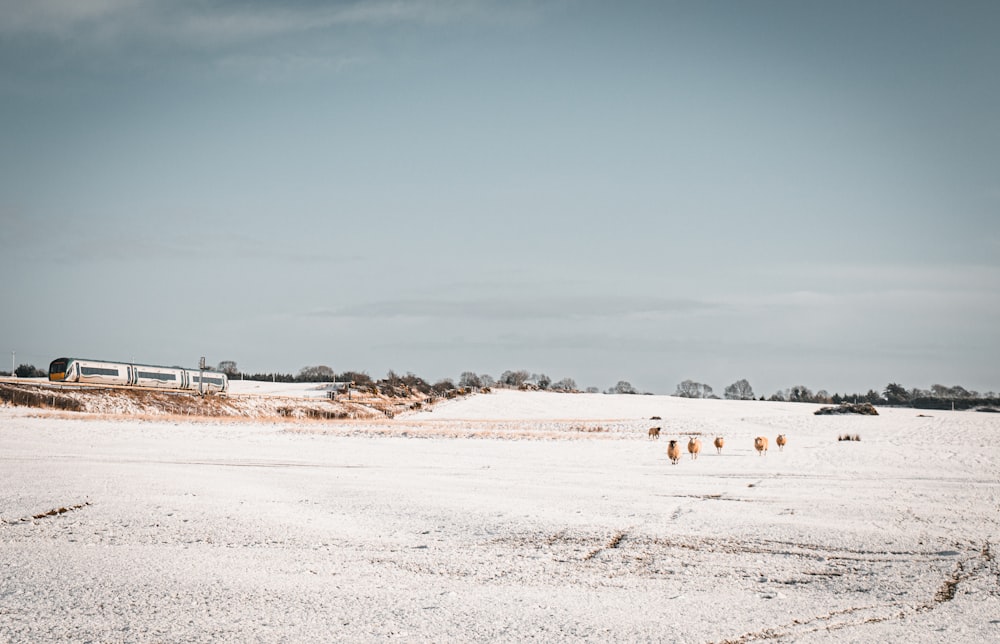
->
<box><xmin>2</xmin><ymin>391</ymin><xmax>998</xmax><ymax>642</ymax></box>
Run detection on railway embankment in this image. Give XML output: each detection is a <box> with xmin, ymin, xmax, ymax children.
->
<box><xmin>0</xmin><ymin>380</ymin><xmax>427</xmax><ymax>421</ymax></box>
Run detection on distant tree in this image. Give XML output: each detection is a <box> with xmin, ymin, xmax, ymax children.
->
<box><xmin>458</xmin><ymin>372</ymin><xmax>482</xmax><ymax>388</ymax></box>
<box><xmin>499</xmin><ymin>370</ymin><xmax>531</xmax><ymax>387</ymax></box>
<box><xmin>339</xmin><ymin>371</ymin><xmax>372</xmax><ymax>385</ymax></box>
<box><xmin>832</xmin><ymin>393</ymin><xmax>844</xmax><ymax>404</ymax></box>
<box><xmin>532</xmin><ymin>373</ymin><xmax>552</xmax><ymax>390</ymax></box>
<box><xmin>244</xmin><ymin>372</ymin><xmax>294</xmax><ymax>382</ymax></box>
<box><xmin>724</xmin><ymin>379</ymin><xmax>755</xmax><ymax>400</ymax></box>
<box><xmin>401</xmin><ymin>372</ymin><xmax>432</xmax><ymax>395</ymax></box>
<box><xmin>864</xmin><ymin>389</ymin><xmax>885</xmax><ymax>404</ymax></box>
<box><xmin>297</xmin><ymin>365</ymin><xmax>335</xmax><ymax>382</ymax></box>
<box><xmin>675</xmin><ymin>380</ymin><xmax>714</xmax><ymax>398</ymax></box>
<box><xmin>14</xmin><ymin>364</ymin><xmax>46</xmax><ymax>378</ymax></box>
<box><xmin>608</xmin><ymin>380</ymin><xmax>637</xmax><ymax>395</ymax></box>
<box><xmin>769</xmin><ymin>390</ymin><xmax>786</xmax><ymax>402</ymax></box>
<box><xmin>551</xmin><ymin>377</ymin><xmax>577</xmax><ymax>392</ymax></box>
<box><xmin>930</xmin><ymin>384</ymin><xmax>951</xmax><ymax>398</ymax></box>
<box><xmin>217</xmin><ymin>360</ymin><xmax>239</xmax><ymax>376</ymax></box>
<box><xmin>788</xmin><ymin>385</ymin><xmax>814</xmax><ymax>403</ymax></box>
<box><xmin>815</xmin><ymin>390</ymin><xmax>831</xmax><ymax>404</ymax></box>
<box><xmin>950</xmin><ymin>385</ymin><xmax>974</xmax><ymax>399</ymax></box>
<box><xmin>479</xmin><ymin>374</ymin><xmax>495</xmax><ymax>388</ymax></box>
<box><xmin>585</xmin><ymin>386</ymin><xmax>600</xmax><ymax>394</ymax></box>
<box><xmin>431</xmin><ymin>378</ymin><xmax>455</xmax><ymax>395</ymax></box>
<box><xmin>883</xmin><ymin>382</ymin><xmax>909</xmax><ymax>405</ymax></box>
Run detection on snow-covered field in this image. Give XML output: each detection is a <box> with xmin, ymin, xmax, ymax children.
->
<box><xmin>2</xmin><ymin>391</ymin><xmax>998</xmax><ymax>642</ymax></box>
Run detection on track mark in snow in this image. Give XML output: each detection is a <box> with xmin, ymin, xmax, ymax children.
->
<box><xmin>716</xmin><ymin>540</ymin><xmax>998</xmax><ymax>643</ymax></box>
<box><xmin>932</xmin><ymin>540</ymin><xmax>999</xmax><ymax>602</ymax></box>
<box><xmin>584</xmin><ymin>529</ymin><xmax>628</xmax><ymax>561</ymax></box>
<box><xmin>713</xmin><ymin>604</ymin><xmax>898</xmax><ymax>644</ymax></box>
<box><xmin>934</xmin><ymin>560</ymin><xmax>966</xmax><ymax>603</ymax></box>
<box><xmin>1</xmin><ymin>501</ymin><xmax>91</xmax><ymax>525</ymax></box>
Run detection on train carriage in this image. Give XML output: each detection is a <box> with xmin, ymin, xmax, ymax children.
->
<box><xmin>49</xmin><ymin>357</ymin><xmax>228</xmax><ymax>394</ymax></box>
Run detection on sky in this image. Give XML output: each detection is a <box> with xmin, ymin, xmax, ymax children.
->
<box><xmin>1</xmin><ymin>0</ymin><xmax>998</xmax><ymax>396</ymax></box>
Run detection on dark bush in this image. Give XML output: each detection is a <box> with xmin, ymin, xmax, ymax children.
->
<box><xmin>14</xmin><ymin>364</ymin><xmax>46</xmax><ymax>378</ymax></box>
<box><xmin>815</xmin><ymin>403</ymin><xmax>879</xmax><ymax>416</ymax></box>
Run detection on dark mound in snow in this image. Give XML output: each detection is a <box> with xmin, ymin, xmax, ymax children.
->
<box><xmin>815</xmin><ymin>402</ymin><xmax>879</xmax><ymax>416</ymax></box>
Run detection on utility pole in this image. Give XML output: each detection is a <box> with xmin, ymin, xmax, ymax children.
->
<box><xmin>199</xmin><ymin>356</ymin><xmax>206</xmax><ymax>395</ymax></box>
<box><xmin>11</xmin><ymin>351</ymin><xmax>15</xmax><ymax>378</ymax></box>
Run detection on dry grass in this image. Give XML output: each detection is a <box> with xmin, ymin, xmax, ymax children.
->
<box><xmin>0</xmin><ymin>383</ymin><xmax>83</xmax><ymax>411</ymax></box>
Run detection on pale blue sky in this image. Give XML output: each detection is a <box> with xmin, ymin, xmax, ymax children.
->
<box><xmin>2</xmin><ymin>0</ymin><xmax>998</xmax><ymax>395</ymax></box>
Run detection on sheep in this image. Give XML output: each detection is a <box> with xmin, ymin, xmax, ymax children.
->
<box><xmin>648</xmin><ymin>426</ymin><xmax>661</xmax><ymax>440</ymax></box>
<box><xmin>687</xmin><ymin>437</ymin><xmax>702</xmax><ymax>460</ymax></box>
<box><xmin>776</xmin><ymin>434</ymin><xmax>787</xmax><ymax>451</ymax></box>
<box><xmin>667</xmin><ymin>440</ymin><xmax>682</xmax><ymax>464</ymax></box>
<box><xmin>754</xmin><ymin>436</ymin><xmax>769</xmax><ymax>455</ymax></box>
<box><xmin>713</xmin><ymin>436</ymin><xmax>724</xmax><ymax>454</ymax></box>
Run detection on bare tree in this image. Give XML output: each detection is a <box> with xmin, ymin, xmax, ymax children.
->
<box><xmin>297</xmin><ymin>365</ymin><xmax>335</xmax><ymax>381</ymax></box>
<box><xmin>788</xmin><ymin>385</ymin><xmax>814</xmax><ymax>403</ymax></box>
<box><xmin>675</xmin><ymin>380</ymin><xmax>714</xmax><ymax>398</ymax></box>
<box><xmin>431</xmin><ymin>378</ymin><xmax>455</xmax><ymax>395</ymax></box>
<box><xmin>608</xmin><ymin>380</ymin><xmax>637</xmax><ymax>395</ymax></box>
<box><xmin>340</xmin><ymin>371</ymin><xmax>372</xmax><ymax>385</ymax></box>
<box><xmin>402</xmin><ymin>372</ymin><xmax>431</xmax><ymax>395</ymax></box>
<box><xmin>551</xmin><ymin>377</ymin><xmax>577</xmax><ymax>392</ymax></box>
<box><xmin>458</xmin><ymin>372</ymin><xmax>482</xmax><ymax>388</ymax></box>
<box><xmin>723</xmin><ymin>379</ymin><xmax>755</xmax><ymax>400</ymax></box>
<box><xmin>532</xmin><ymin>373</ymin><xmax>552</xmax><ymax>390</ymax></box>
<box><xmin>217</xmin><ymin>360</ymin><xmax>239</xmax><ymax>376</ymax></box>
<box><xmin>499</xmin><ymin>370</ymin><xmax>531</xmax><ymax>387</ymax></box>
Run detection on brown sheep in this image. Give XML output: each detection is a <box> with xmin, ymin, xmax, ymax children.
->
<box><xmin>754</xmin><ymin>436</ymin><xmax>769</xmax><ymax>455</ymax></box>
<box><xmin>667</xmin><ymin>440</ymin><xmax>681</xmax><ymax>464</ymax></box>
<box><xmin>776</xmin><ymin>434</ymin><xmax>787</xmax><ymax>451</ymax></box>
<box><xmin>713</xmin><ymin>436</ymin><xmax>724</xmax><ymax>454</ymax></box>
<box><xmin>687</xmin><ymin>437</ymin><xmax>702</xmax><ymax>460</ymax></box>
<box><xmin>648</xmin><ymin>427</ymin><xmax>661</xmax><ymax>440</ymax></box>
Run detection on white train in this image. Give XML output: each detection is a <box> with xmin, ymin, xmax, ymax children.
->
<box><xmin>48</xmin><ymin>357</ymin><xmax>228</xmax><ymax>394</ymax></box>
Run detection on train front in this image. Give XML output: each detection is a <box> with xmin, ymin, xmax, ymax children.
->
<box><xmin>48</xmin><ymin>357</ymin><xmax>72</xmax><ymax>381</ymax></box>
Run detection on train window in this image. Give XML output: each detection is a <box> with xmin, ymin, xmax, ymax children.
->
<box><xmin>81</xmin><ymin>366</ymin><xmax>119</xmax><ymax>376</ymax></box>
<box><xmin>136</xmin><ymin>371</ymin><xmax>176</xmax><ymax>381</ymax></box>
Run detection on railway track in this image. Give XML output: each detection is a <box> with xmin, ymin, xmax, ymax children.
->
<box><xmin>0</xmin><ymin>377</ymin><xmax>219</xmax><ymax>396</ymax></box>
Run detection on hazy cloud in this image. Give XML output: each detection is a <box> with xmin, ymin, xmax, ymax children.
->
<box><xmin>307</xmin><ymin>295</ymin><xmax>720</xmax><ymax>321</ymax></box>
<box><xmin>214</xmin><ymin>51</ymin><xmax>366</xmax><ymax>81</ymax></box>
<box><xmin>0</xmin><ymin>0</ymin><xmax>141</xmax><ymax>38</ymax></box>
<box><xmin>30</xmin><ymin>225</ymin><xmax>360</xmax><ymax>266</ymax></box>
<box><xmin>0</xmin><ymin>0</ymin><xmax>533</xmax><ymax>45</ymax></box>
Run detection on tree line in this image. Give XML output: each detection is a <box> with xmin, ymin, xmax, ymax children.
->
<box><xmin>6</xmin><ymin>360</ymin><xmax>995</xmax><ymax>410</ymax></box>
<box><xmin>673</xmin><ymin>378</ymin><xmax>999</xmax><ymax>410</ymax></box>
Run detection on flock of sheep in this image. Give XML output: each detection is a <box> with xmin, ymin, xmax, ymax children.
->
<box><xmin>647</xmin><ymin>426</ymin><xmax>787</xmax><ymax>464</ymax></box>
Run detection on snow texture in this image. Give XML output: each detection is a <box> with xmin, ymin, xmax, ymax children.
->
<box><xmin>2</xmin><ymin>389</ymin><xmax>999</xmax><ymax>642</ymax></box>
